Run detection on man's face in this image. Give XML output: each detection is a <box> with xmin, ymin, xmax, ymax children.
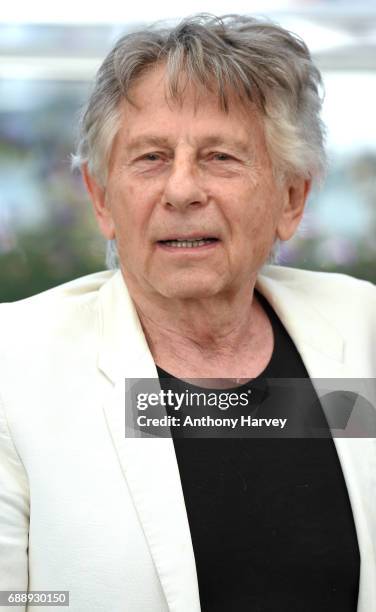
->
<box><xmin>87</xmin><ymin>65</ymin><xmax>307</xmax><ymax>300</ymax></box>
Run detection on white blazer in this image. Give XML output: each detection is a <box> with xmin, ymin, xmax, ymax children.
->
<box><xmin>0</xmin><ymin>266</ymin><xmax>375</xmax><ymax>612</ymax></box>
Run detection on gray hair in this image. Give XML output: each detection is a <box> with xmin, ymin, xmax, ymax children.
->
<box><xmin>73</xmin><ymin>13</ymin><xmax>327</xmax><ymax>267</ymax></box>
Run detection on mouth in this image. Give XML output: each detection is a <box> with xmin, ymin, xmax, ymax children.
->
<box><xmin>156</xmin><ymin>237</ymin><xmax>219</xmax><ymax>248</ymax></box>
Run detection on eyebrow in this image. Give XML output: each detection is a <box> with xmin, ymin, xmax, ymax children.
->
<box><xmin>197</xmin><ymin>135</ymin><xmax>251</xmax><ymax>154</ymax></box>
<box><xmin>125</xmin><ymin>134</ymin><xmax>251</xmax><ymax>156</ymax></box>
<box><xmin>126</xmin><ymin>136</ymin><xmax>171</xmax><ymax>154</ymax></box>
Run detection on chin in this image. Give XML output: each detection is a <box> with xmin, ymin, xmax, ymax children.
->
<box><xmin>155</xmin><ymin>276</ymin><xmax>223</xmax><ymax>300</ymax></box>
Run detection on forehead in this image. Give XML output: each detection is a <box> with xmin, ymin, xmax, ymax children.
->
<box><xmin>116</xmin><ymin>63</ymin><xmax>266</xmax><ymax>147</ymax></box>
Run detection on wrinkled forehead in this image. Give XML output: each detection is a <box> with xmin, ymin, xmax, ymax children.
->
<box><xmin>105</xmin><ymin>62</ymin><xmax>272</xmax><ymax>175</ymax></box>
<box><xmin>114</xmin><ymin>77</ymin><xmax>265</xmax><ymax>154</ymax></box>
<box><xmin>124</xmin><ymin>61</ymin><xmax>263</xmax><ymax>119</ymax></box>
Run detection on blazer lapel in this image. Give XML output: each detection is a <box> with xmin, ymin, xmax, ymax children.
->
<box><xmin>256</xmin><ymin>269</ymin><xmax>346</xmax><ymax>376</ymax></box>
<box><xmin>257</xmin><ymin>269</ymin><xmax>376</xmax><ymax>612</ymax></box>
<box><xmin>97</xmin><ymin>271</ymin><xmax>201</xmax><ymax>612</ymax></box>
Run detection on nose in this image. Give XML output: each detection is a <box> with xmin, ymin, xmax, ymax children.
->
<box><xmin>162</xmin><ymin>155</ymin><xmax>207</xmax><ymax>211</ymax></box>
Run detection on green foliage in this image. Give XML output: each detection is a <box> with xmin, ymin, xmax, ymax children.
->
<box><xmin>0</xmin><ymin>214</ymin><xmax>106</xmax><ymax>302</ymax></box>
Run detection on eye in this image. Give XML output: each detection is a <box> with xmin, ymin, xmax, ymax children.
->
<box><xmin>211</xmin><ymin>152</ymin><xmax>233</xmax><ymax>161</ymax></box>
<box><xmin>142</xmin><ymin>153</ymin><xmax>160</xmax><ymax>161</ymax></box>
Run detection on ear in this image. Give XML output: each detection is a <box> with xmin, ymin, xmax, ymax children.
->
<box><xmin>82</xmin><ymin>164</ymin><xmax>116</xmax><ymax>240</ymax></box>
<box><xmin>276</xmin><ymin>178</ymin><xmax>311</xmax><ymax>241</ymax></box>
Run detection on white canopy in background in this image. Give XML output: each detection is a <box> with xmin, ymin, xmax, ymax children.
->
<box><xmin>0</xmin><ymin>0</ymin><xmax>337</xmax><ymax>24</ymax></box>
<box><xmin>1</xmin><ymin>0</ymin><xmax>375</xmax><ymax>153</ymax></box>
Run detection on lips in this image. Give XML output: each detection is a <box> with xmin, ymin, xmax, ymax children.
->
<box><xmin>162</xmin><ymin>239</ymin><xmax>218</xmax><ymax>249</ymax></box>
<box><xmin>158</xmin><ymin>236</ymin><xmax>218</xmax><ymax>249</ymax></box>
<box><xmin>157</xmin><ymin>235</ymin><xmax>219</xmax><ymax>242</ymax></box>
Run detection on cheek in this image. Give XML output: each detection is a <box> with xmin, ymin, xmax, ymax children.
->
<box><xmin>232</xmin><ymin>188</ymin><xmax>279</xmax><ymax>258</ymax></box>
<box><xmin>109</xmin><ymin>184</ymin><xmax>141</xmax><ymax>234</ymax></box>
<box><xmin>247</xmin><ymin>179</ymin><xmax>281</xmax><ymax>231</ymax></box>
<box><xmin>237</xmin><ymin>196</ymin><xmax>273</xmax><ymax>237</ymax></box>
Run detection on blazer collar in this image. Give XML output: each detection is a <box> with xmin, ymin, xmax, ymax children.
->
<box><xmin>97</xmin><ymin>270</ymin><xmax>157</xmax><ymax>383</ymax></box>
<box><xmin>97</xmin><ymin>267</ymin><xmax>347</xmax><ymax>384</ymax></box>
<box><xmin>255</xmin><ymin>267</ymin><xmax>347</xmax><ymax>379</ymax></box>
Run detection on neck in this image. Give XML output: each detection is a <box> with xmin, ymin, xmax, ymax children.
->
<box><xmin>122</xmin><ymin>270</ymin><xmax>271</xmax><ymax>378</ymax></box>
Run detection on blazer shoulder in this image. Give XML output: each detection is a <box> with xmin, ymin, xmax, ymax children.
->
<box><xmin>259</xmin><ymin>265</ymin><xmax>375</xmax><ymax>339</ymax></box>
<box><xmin>261</xmin><ymin>265</ymin><xmax>375</xmax><ymax>302</ymax></box>
<box><xmin>1</xmin><ymin>269</ymin><xmax>114</xmax><ymax>305</ymax></box>
<box><xmin>0</xmin><ymin>270</ymin><xmax>116</xmax><ymax>349</ymax></box>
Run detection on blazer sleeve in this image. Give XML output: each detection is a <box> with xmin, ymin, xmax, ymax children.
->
<box><xmin>0</xmin><ymin>389</ymin><xmax>29</xmax><ymax>609</ymax></box>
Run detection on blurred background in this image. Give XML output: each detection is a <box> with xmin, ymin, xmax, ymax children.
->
<box><xmin>0</xmin><ymin>0</ymin><xmax>375</xmax><ymax>301</ymax></box>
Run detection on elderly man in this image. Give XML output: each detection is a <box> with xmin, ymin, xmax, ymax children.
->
<box><xmin>0</xmin><ymin>13</ymin><xmax>375</xmax><ymax>612</ymax></box>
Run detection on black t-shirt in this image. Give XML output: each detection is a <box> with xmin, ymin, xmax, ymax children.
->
<box><xmin>156</xmin><ymin>290</ymin><xmax>360</xmax><ymax>612</ymax></box>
